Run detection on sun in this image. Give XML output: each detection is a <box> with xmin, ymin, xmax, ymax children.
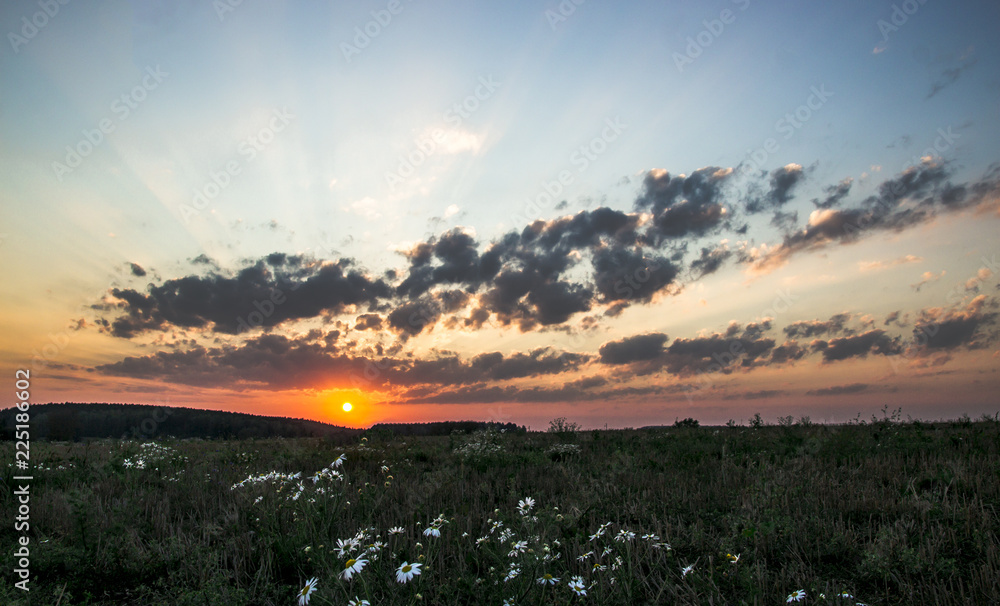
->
<box><xmin>342</xmin><ymin>402</ymin><xmax>353</xmax><ymax>412</ymax></box>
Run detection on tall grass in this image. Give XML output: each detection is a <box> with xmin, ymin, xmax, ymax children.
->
<box><xmin>1</xmin><ymin>417</ymin><xmax>998</xmax><ymax>605</ymax></box>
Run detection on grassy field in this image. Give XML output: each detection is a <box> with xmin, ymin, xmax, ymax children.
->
<box><xmin>2</xmin><ymin>414</ymin><xmax>999</xmax><ymax>605</ymax></box>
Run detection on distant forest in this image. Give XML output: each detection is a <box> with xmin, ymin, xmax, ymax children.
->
<box><xmin>0</xmin><ymin>403</ymin><xmax>526</xmax><ymax>441</ymax></box>
<box><xmin>0</xmin><ymin>403</ymin><xmax>359</xmax><ymax>441</ymax></box>
<box><xmin>369</xmin><ymin>421</ymin><xmax>526</xmax><ymax>436</ymax></box>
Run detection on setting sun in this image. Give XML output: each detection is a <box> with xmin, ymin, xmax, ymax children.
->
<box><xmin>342</xmin><ymin>402</ymin><xmax>352</xmax><ymax>412</ymax></box>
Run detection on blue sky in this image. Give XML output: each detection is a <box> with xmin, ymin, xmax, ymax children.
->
<box><xmin>1</xmin><ymin>0</ymin><xmax>998</xmax><ymax>428</ymax></box>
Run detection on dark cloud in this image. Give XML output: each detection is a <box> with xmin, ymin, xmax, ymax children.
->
<box><xmin>784</xmin><ymin>313</ymin><xmax>852</xmax><ymax>338</ymax></box>
<box><xmin>96</xmin><ymin>333</ymin><xmax>366</xmax><ymax>391</ymax></box>
<box><xmin>591</xmin><ymin>247</ymin><xmax>679</xmax><ymax>303</ymax></box>
<box><xmin>806</xmin><ymin>383</ymin><xmax>869</xmax><ymax>396</ymax></box>
<box><xmin>599</xmin><ymin>333</ymin><xmax>669</xmax><ymax>365</ymax></box>
<box><xmin>101</xmin><ymin>258</ymin><xmax>393</xmax><ymax>338</ymax></box>
<box><xmin>98</xmin><ymin>330</ymin><xmax>589</xmax><ymax>393</ymax></box>
<box><xmin>770</xmin><ymin>210</ymin><xmax>799</xmax><ymax>231</ymax></box>
<box><xmin>745</xmin><ymin>164</ymin><xmax>807</xmax><ymax>214</ymax></box>
<box><xmin>634</xmin><ymin>167</ymin><xmax>732</xmax><ymax>241</ymax></box>
<box><xmin>913</xmin><ymin>295</ymin><xmax>997</xmax><ymax>350</ymax></box>
<box><xmin>722</xmin><ymin>389</ymin><xmax>788</xmax><ymax>400</ymax></box>
<box><xmin>662</xmin><ymin>331</ymin><xmax>776</xmax><ymax>375</ymax></box>
<box><xmin>768</xmin><ymin>340</ymin><xmax>807</xmax><ymax>365</ymax></box>
<box><xmin>391</xmin><ymin>347</ymin><xmax>591</xmax><ymax>386</ymax></box>
<box><xmin>810</xmin><ymin>329</ymin><xmax>903</xmax><ymax>362</ymax></box>
<box><xmin>811</xmin><ymin>178</ymin><xmax>853</xmax><ymax>209</ymax></box>
<box><xmin>354</xmin><ymin>313</ymin><xmax>383</xmax><ymax>331</ymax></box>
<box><xmin>927</xmin><ymin>54</ymin><xmax>977</xmax><ymax>99</ymax></box>
<box><xmin>129</xmin><ymin>263</ymin><xmax>147</xmax><ymax>277</ymax></box>
<box><xmin>751</xmin><ymin>159</ymin><xmax>965</xmax><ymax>272</ymax></box>
<box><xmin>689</xmin><ymin>245</ymin><xmax>733</xmax><ymax>278</ymax></box>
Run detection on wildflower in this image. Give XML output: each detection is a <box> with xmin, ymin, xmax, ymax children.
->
<box><xmin>297</xmin><ymin>577</ymin><xmax>318</xmax><ymax>605</ymax></box>
<box><xmin>423</xmin><ymin>527</ymin><xmax>441</xmax><ymax>538</ymax></box>
<box><xmin>577</xmin><ymin>551</ymin><xmax>593</xmax><ymax>561</ymax></box>
<box><xmin>681</xmin><ymin>565</ymin><xmax>694</xmax><ymax>577</ymax></box>
<box><xmin>537</xmin><ymin>573</ymin><xmax>559</xmax><ymax>585</ymax></box>
<box><xmin>335</xmin><ymin>538</ymin><xmax>356</xmax><ymax>557</ymax></box>
<box><xmin>331</xmin><ymin>454</ymin><xmax>346</xmax><ymax>468</ymax></box>
<box><xmin>787</xmin><ymin>589</ymin><xmax>806</xmax><ymax>602</ymax></box>
<box><xmin>396</xmin><ymin>561</ymin><xmax>422</xmax><ymax>583</ymax></box>
<box><xmin>838</xmin><ymin>592</ymin><xmax>854</xmax><ymax>599</ymax></box>
<box><xmin>347</xmin><ymin>599</ymin><xmax>370</xmax><ymax>606</ymax></box>
<box><xmin>641</xmin><ymin>533</ymin><xmax>660</xmax><ymax>541</ymax></box>
<box><xmin>726</xmin><ymin>553</ymin><xmax>740</xmax><ymax>564</ymax></box>
<box><xmin>505</xmin><ymin>566</ymin><xmax>520</xmax><ymax>582</ymax></box>
<box><xmin>508</xmin><ymin>540</ymin><xmax>528</xmax><ymax>557</ymax></box>
<box><xmin>387</xmin><ymin>526</ymin><xmax>404</xmax><ymax>535</ymax></box>
<box><xmin>568</xmin><ymin>576</ymin><xmax>587</xmax><ymax>597</ymax></box>
<box><xmin>592</xmin><ymin>563</ymin><xmax>607</xmax><ymax>572</ymax></box>
<box><xmin>340</xmin><ymin>557</ymin><xmax>368</xmax><ymax>581</ymax></box>
<box><xmin>615</xmin><ymin>529</ymin><xmax>636</xmax><ymax>542</ymax></box>
<box><xmin>517</xmin><ymin>496</ymin><xmax>535</xmax><ymax>514</ymax></box>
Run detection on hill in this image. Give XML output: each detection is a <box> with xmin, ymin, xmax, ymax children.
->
<box><xmin>0</xmin><ymin>402</ymin><xmax>361</xmax><ymax>441</ymax></box>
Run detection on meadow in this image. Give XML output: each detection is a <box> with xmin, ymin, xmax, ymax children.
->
<box><xmin>2</xmin><ymin>413</ymin><xmax>999</xmax><ymax>605</ymax></box>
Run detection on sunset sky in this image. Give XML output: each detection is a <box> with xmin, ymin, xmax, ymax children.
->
<box><xmin>2</xmin><ymin>0</ymin><xmax>998</xmax><ymax>429</ymax></box>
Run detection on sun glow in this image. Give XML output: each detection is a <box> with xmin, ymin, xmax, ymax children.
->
<box><xmin>342</xmin><ymin>402</ymin><xmax>353</xmax><ymax>412</ymax></box>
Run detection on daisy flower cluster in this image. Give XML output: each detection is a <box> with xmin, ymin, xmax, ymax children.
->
<box><xmin>121</xmin><ymin>441</ymin><xmax>185</xmax><ymax>471</ymax></box>
<box><xmin>453</xmin><ymin>428</ymin><xmax>504</xmax><ymax>458</ymax></box>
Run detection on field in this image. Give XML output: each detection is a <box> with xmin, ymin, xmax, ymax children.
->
<box><xmin>2</xmin><ymin>415</ymin><xmax>999</xmax><ymax>605</ymax></box>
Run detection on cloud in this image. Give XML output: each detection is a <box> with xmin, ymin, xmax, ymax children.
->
<box><xmin>99</xmin><ymin>257</ymin><xmax>392</xmax><ymax>338</ymax></box>
<box><xmin>806</xmin><ymin>383</ymin><xmax>869</xmax><ymax>396</ymax></box>
<box><xmin>746</xmin><ymin>164</ymin><xmax>806</xmax><ymax>214</ymax></box>
<box><xmin>911</xmin><ymin>270</ymin><xmax>945</xmax><ymax>292</ymax></box>
<box><xmin>722</xmin><ymin>389</ymin><xmax>788</xmax><ymax>400</ymax></box>
<box><xmin>129</xmin><ymin>263</ymin><xmax>147</xmax><ymax>277</ymax></box>
<box><xmin>689</xmin><ymin>244</ymin><xmax>733</xmax><ymax>278</ymax></box>
<box><xmin>858</xmin><ymin>254</ymin><xmax>922</xmax><ymax>272</ymax></box>
<box><xmin>749</xmin><ymin>158</ymin><xmax>990</xmax><ymax>273</ymax></box>
<box><xmin>927</xmin><ymin>49</ymin><xmax>977</xmax><ymax>99</ymax></box>
<box><xmin>634</xmin><ymin>167</ymin><xmax>733</xmax><ymax>240</ymax></box>
<box><xmin>97</xmin><ymin>331</ymin><xmax>590</xmax><ymax>393</ymax></box>
<box><xmin>354</xmin><ymin>313</ymin><xmax>383</xmax><ymax>331</ymax></box>
<box><xmin>599</xmin><ymin>333</ymin><xmax>669</xmax><ymax>364</ymax></box>
<box><xmin>784</xmin><ymin>313</ymin><xmax>853</xmax><ymax>338</ymax></box>
<box><xmin>912</xmin><ymin>295</ymin><xmax>997</xmax><ymax>350</ymax></box>
<box><xmin>810</xmin><ymin>329</ymin><xmax>903</xmax><ymax>362</ymax></box>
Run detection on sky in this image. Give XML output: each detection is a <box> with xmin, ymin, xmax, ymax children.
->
<box><xmin>1</xmin><ymin>0</ymin><xmax>998</xmax><ymax>429</ymax></box>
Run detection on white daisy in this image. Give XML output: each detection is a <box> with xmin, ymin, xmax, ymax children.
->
<box><xmin>297</xmin><ymin>577</ymin><xmax>318</xmax><ymax>605</ymax></box>
<box><xmin>395</xmin><ymin>561</ymin><xmax>422</xmax><ymax>583</ymax></box>
<box><xmin>340</xmin><ymin>557</ymin><xmax>368</xmax><ymax>581</ymax></box>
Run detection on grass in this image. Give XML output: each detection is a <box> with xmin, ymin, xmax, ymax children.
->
<box><xmin>1</xmin><ymin>415</ymin><xmax>999</xmax><ymax>605</ymax></box>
